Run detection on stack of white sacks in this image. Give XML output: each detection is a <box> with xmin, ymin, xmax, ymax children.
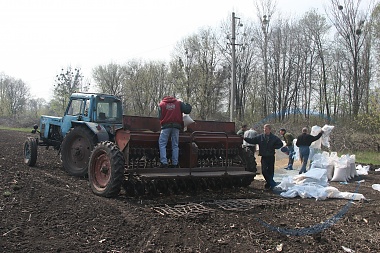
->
<box><xmin>310</xmin><ymin>152</ymin><xmax>359</xmax><ymax>182</ymax></box>
<box><xmin>277</xmin><ymin>124</ymin><xmax>367</xmax><ymax>200</ymax></box>
<box><xmin>277</xmin><ymin>154</ymin><xmax>367</xmax><ymax>200</ymax></box>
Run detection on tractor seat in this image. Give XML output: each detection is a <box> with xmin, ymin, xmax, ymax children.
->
<box><xmin>99</xmin><ymin>112</ymin><xmax>106</xmax><ymax>120</ymax></box>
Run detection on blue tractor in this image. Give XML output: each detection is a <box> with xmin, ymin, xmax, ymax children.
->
<box><xmin>23</xmin><ymin>93</ymin><xmax>123</xmax><ymax>177</ymax></box>
<box><xmin>24</xmin><ymin>93</ymin><xmax>256</xmax><ymax>198</ymax></box>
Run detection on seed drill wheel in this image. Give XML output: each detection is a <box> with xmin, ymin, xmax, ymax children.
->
<box><xmin>24</xmin><ymin>137</ymin><xmax>37</xmax><ymax>166</ymax></box>
<box><xmin>88</xmin><ymin>141</ymin><xmax>125</xmax><ymax>197</ymax></box>
<box><xmin>61</xmin><ymin>126</ymin><xmax>97</xmax><ymax>177</ymax></box>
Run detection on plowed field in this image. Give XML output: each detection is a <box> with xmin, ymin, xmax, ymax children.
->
<box><xmin>1</xmin><ymin>129</ymin><xmax>380</xmax><ymax>252</ymax></box>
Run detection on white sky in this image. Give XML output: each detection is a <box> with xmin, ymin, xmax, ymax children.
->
<box><xmin>0</xmin><ymin>0</ymin><xmax>371</xmax><ymax>100</ymax></box>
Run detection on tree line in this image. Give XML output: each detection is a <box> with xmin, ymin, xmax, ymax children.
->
<box><xmin>1</xmin><ymin>0</ymin><xmax>379</xmax><ymax>133</ymax></box>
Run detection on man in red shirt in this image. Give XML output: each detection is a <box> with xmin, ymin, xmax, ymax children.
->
<box><xmin>158</xmin><ymin>96</ymin><xmax>191</xmax><ymax>168</ymax></box>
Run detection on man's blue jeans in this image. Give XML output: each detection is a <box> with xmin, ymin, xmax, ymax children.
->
<box><xmin>261</xmin><ymin>155</ymin><xmax>276</xmax><ymax>189</ymax></box>
<box><xmin>158</xmin><ymin>127</ymin><xmax>180</xmax><ymax>165</ymax></box>
<box><xmin>287</xmin><ymin>146</ymin><xmax>295</xmax><ymax>169</ymax></box>
<box><xmin>299</xmin><ymin>146</ymin><xmax>310</xmax><ymax>173</ymax></box>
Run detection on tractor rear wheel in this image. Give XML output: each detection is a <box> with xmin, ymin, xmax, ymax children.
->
<box><xmin>61</xmin><ymin>126</ymin><xmax>97</xmax><ymax>177</ymax></box>
<box><xmin>24</xmin><ymin>137</ymin><xmax>37</xmax><ymax>166</ymax></box>
<box><xmin>88</xmin><ymin>141</ymin><xmax>125</xmax><ymax>197</ymax></box>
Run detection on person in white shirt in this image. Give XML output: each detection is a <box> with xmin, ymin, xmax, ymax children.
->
<box><xmin>242</xmin><ymin>127</ymin><xmax>258</xmax><ymax>173</ymax></box>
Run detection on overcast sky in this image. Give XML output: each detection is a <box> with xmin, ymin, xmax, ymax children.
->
<box><xmin>0</xmin><ymin>0</ymin><xmax>372</xmax><ymax>100</ymax></box>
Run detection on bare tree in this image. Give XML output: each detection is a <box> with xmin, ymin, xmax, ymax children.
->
<box><xmin>92</xmin><ymin>63</ymin><xmax>126</xmax><ymax>96</ymax></box>
<box><xmin>122</xmin><ymin>60</ymin><xmax>168</xmax><ymax>116</ymax></box>
<box><xmin>0</xmin><ymin>75</ymin><xmax>29</xmax><ymax>117</ymax></box>
<box><xmin>52</xmin><ymin>67</ymin><xmax>88</xmax><ymax>114</ymax></box>
<box><xmin>301</xmin><ymin>11</ymin><xmax>332</xmax><ymax>123</ymax></box>
<box><xmin>328</xmin><ymin>0</ymin><xmax>372</xmax><ymax>117</ymax></box>
<box><xmin>370</xmin><ymin>2</ymin><xmax>380</xmax><ymax>83</ymax></box>
<box><xmin>27</xmin><ymin>98</ymin><xmax>48</xmax><ymax>118</ymax></box>
<box><xmin>171</xmin><ymin>29</ymin><xmax>226</xmax><ymax>120</ymax></box>
<box><xmin>0</xmin><ymin>73</ymin><xmax>6</xmax><ymax>116</ymax></box>
<box><xmin>171</xmin><ymin>38</ymin><xmax>197</xmax><ymax>103</ymax></box>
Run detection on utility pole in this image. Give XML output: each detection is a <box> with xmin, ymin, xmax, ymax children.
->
<box><xmin>262</xmin><ymin>15</ymin><xmax>270</xmax><ymax>118</ymax></box>
<box><xmin>230</xmin><ymin>12</ymin><xmax>237</xmax><ymax>122</ymax></box>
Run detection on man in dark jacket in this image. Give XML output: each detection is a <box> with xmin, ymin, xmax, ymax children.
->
<box><xmin>296</xmin><ymin>127</ymin><xmax>323</xmax><ymax>174</ymax></box>
<box><xmin>244</xmin><ymin>124</ymin><xmax>284</xmax><ymax>190</ymax></box>
<box><xmin>158</xmin><ymin>96</ymin><xmax>192</xmax><ymax>168</ymax></box>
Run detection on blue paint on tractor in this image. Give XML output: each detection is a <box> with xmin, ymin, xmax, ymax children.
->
<box><xmin>34</xmin><ymin>92</ymin><xmax>123</xmax><ymax>149</ymax></box>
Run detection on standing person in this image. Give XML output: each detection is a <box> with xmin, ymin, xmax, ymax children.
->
<box><xmin>279</xmin><ymin>128</ymin><xmax>295</xmax><ymax>170</ymax></box>
<box><xmin>236</xmin><ymin>124</ymin><xmax>247</xmax><ymax>137</ymax></box>
<box><xmin>244</xmin><ymin>124</ymin><xmax>284</xmax><ymax>190</ymax></box>
<box><xmin>296</xmin><ymin>127</ymin><xmax>323</xmax><ymax>174</ymax></box>
<box><xmin>243</xmin><ymin>126</ymin><xmax>258</xmax><ymax>173</ymax></box>
<box><xmin>158</xmin><ymin>96</ymin><xmax>192</xmax><ymax>168</ymax></box>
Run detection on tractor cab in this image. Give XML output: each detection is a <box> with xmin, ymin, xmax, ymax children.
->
<box><xmin>61</xmin><ymin>93</ymin><xmax>123</xmax><ymax>136</ymax></box>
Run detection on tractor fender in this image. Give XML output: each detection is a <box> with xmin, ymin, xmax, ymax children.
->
<box><xmin>72</xmin><ymin>122</ymin><xmax>110</xmax><ymax>142</ymax></box>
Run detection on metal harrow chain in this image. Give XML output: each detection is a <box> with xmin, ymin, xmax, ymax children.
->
<box><xmin>211</xmin><ymin>198</ymin><xmax>292</xmax><ymax>211</ymax></box>
<box><xmin>152</xmin><ymin>198</ymin><xmax>293</xmax><ymax>218</ymax></box>
<box><xmin>152</xmin><ymin>203</ymin><xmax>214</xmax><ymax>218</ymax></box>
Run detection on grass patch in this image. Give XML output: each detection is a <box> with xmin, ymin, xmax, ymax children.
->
<box><xmin>0</xmin><ymin>126</ymin><xmax>32</xmax><ymax>133</ymax></box>
<box><xmin>355</xmin><ymin>151</ymin><xmax>380</xmax><ymax>165</ymax></box>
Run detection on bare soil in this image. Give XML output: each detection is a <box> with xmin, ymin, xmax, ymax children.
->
<box><xmin>1</xmin><ymin>129</ymin><xmax>380</xmax><ymax>253</ymax></box>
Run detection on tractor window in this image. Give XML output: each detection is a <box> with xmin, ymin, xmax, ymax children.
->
<box><xmin>67</xmin><ymin>100</ymin><xmax>83</xmax><ymax>116</ymax></box>
<box><xmin>97</xmin><ymin>101</ymin><xmax>122</xmax><ymax>122</ymax></box>
<box><xmin>83</xmin><ymin>99</ymin><xmax>90</xmax><ymax>117</ymax></box>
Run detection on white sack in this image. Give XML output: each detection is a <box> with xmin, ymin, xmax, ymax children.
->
<box><xmin>326</xmin><ymin>164</ymin><xmax>334</xmax><ymax>181</ymax></box>
<box><xmin>324</xmin><ymin>186</ymin><xmax>365</xmax><ymax>200</ymax></box>
<box><xmin>277</xmin><ymin>166</ymin><xmax>366</xmax><ymax>201</ymax></box>
<box><xmin>292</xmin><ymin>139</ymin><xmax>300</xmax><ymax>161</ymax></box>
<box><xmin>310</xmin><ymin>153</ymin><xmax>323</xmax><ymax>169</ymax></box>
<box><xmin>330</xmin><ymin>152</ymin><xmax>338</xmax><ymax>161</ymax></box>
<box><xmin>319</xmin><ymin>151</ymin><xmax>334</xmax><ymax>180</ymax></box>
<box><xmin>293</xmin><ymin>168</ymin><xmax>328</xmax><ymax>186</ymax></box>
<box><xmin>356</xmin><ymin>164</ymin><xmax>370</xmax><ymax>175</ymax></box>
<box><xmin>349</xmin><ymin>155</ymin><xmax>357</xmax><ymax>178</ymax></box>
<box><xmin>280</xmin><ymin>184</ymin><xmax>329</xmax><ymax>200</ymax></box>
<box><xmin>276</xmin><ymin>176</ymin><xmax>295</xmax><ymax>191</ymax></box>
<box><xmin>321</xmin><ymin>125</ymin><xmax>334</xmax><ymax>149</ymax></box>
<box><xmin>309</xmin><ymin>147</ymin><xmax>317</xmax><ymax>161</ymax></box>
<box><xmin>281</xmin><ymin>184</ymin><xmax>365</xmax><ymax>200</ymax></box>
<box><xmin>332</xmin><ymin>191</ymin><xmax>366</xmax><ymax>201</ymax></box>
<box><xmin>183</xmin><ymin>114</ymin><xmax>195</xmax><ymax>127</ymax></box>
<box><xmin>372</xmin><ymin>184</ymin><xmax>380</xmax><ymax>192</ymax></box>
<box><xmin>343</xmin><ymin>155</ymin><xmax>352</xmax><ymax>181</ymax></box>
<box><xmin>331</xmin><ymin>155</ymin><xmax>348</xmax><ymax>182</ymax></box>
<box><xmin>310</xmin><ymin>152</ymin><xmax>336</xmax><ymax>181</ymax></box>
<box><xmin>310</xmin><ymin>125</ymin><xmax>322</xmax><ymax>149</ymax></box>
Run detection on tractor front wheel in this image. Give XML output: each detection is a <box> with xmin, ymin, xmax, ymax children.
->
<box><xmin>61</xmin><ymin>126</ymin><xmax>97</xmax><ymax>177</ymax></box>
<box><xmin>24</xmin><ymin>137</ymin><xmax>37</xmax><ymax>166</ymax></box>
<box><xmin>88</xmin><ymin>141</ymin><xmax>125</xmax><ymax>197</ymax></box>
